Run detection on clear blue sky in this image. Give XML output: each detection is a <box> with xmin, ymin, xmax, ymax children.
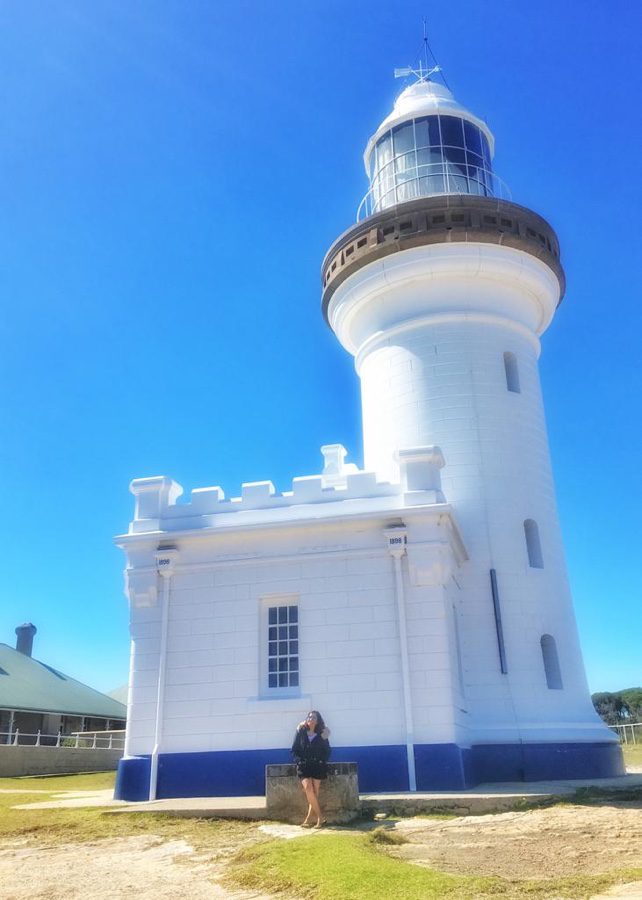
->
<box><xmin>0</xmin><ymin>1</ymin><xmax>640</xmax><ymax>696</ymax></box>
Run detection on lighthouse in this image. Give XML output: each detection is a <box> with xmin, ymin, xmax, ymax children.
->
<box><xmin>115</xmin><ymin>72</ymin><xmax>622</xmax><ymax>803</ymax></box>
<box><xmin>321</xmin><ymin>74</ymin><xmax>621</xmax><ymax>781</ymax></box>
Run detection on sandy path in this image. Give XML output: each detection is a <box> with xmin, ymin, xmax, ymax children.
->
<box><xmin>0</xmin><ymin>835</ymin><xmax>270</xmax><ymax>900</ymax></box>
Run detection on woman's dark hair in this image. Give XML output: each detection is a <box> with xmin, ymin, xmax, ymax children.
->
<box><xmin>308</xmin><ymin>710</ymin><xmax>325</xmax><ymax>735</ymax></box>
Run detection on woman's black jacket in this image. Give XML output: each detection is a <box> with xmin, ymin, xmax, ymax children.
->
<box><xmin>291</xmin><ymin>726</ymin><xmax>331</xmax><ymax>779</ymax></box>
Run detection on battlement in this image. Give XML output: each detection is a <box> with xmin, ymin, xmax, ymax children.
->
<box><xmin>127</xmin><ymin>444</ymin><xmax>446</xmax><ymax>535</ymax></box>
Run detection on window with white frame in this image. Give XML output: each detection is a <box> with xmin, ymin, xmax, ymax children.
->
<box><xmin>261</xmin><ymin>597</ymin><xmax>299</xmax><ymax>694</ymax></box>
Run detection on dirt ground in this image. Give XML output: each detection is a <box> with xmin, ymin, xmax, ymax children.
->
<box><xmin>0</xmin><ymin>834</ymin><xmax>270</xmax><ymax>900</ymax></box>
<box><xmin>393</xmin><ymin>801</ymin><xmax>642</xmax><ymax>880</ymax></box>
<box><xmin>0</xmin><ymin>800</ymin><xmax>640</xmax><ymax>899</ymax></box>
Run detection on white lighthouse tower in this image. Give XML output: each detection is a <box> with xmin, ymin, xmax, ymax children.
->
<box><xmin>321</xmin><ymin>74</ymin><xmax>621</xmax><ymax>780</ymax></box>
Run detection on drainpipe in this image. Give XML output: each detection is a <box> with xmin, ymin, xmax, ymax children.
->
<box><xmin>385</xmin><ymin>526</ymin><xmax>416</xmax><ymax>792</ymax></box>
<box><xmin>149</xmin><ymin>548</ymin><xmax>178</xmax><ymax>801</ymax></box>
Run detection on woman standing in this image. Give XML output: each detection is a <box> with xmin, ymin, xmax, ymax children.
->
<box><xmin>291</xmin><ymin>710</ymin><xmax>331</xmax><ymax>827</ymax></box>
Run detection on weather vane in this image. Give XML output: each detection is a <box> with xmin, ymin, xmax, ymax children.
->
<box><xmin>394</xmin><ymin>17</ymin><xmax>450</xmax><ymax>90</ymax></box>
<box><xmin>393</xmin><ymin>62</ymin><xmax>441</xmax><ymax>83</ymax></box>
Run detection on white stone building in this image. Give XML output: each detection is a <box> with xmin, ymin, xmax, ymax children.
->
<box><xmin>115</xmin><ymin>76</ymin><xmax>622</xmax><ymax>801</ymax></box>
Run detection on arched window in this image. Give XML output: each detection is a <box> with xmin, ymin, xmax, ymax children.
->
<box><xmin>504</xmin><ymin>351</ymin><xmax>520</xmax><ymax>393</ymax></box>
<box><xmin>524</xmin><ymin>519</ymin><xmax>544</xmax><ymax>568</ymax></box>
<box><xmin>540</xmin><ymin>634</ymin><xmax>563</xmax><ymax>689</ymax></box>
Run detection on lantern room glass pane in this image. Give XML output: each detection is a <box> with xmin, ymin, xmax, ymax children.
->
<box><xmin>446</xmin><ymin>173</ymin><xmax>468</xmax><ymax>193</ymax></box>
<box><xmin>481</xmin><ymin>134</ymin><xmax>491</xmax><ymax>165</ymax></box>
<box><xmin>464</xmin><ymin>120</ymin><xmax>482</xmax><ymax>155</ymax></box>
<box><xmin>376</xmin><ymin>133</ymin><xmax>393</xmax><ymax>170</ymax></box>
<box><xmin>428</xmin><ymin>116</ymin><xmax>441</xmax><ymax>146</ymax></box>
<box><xmin>440</xmin><ymin>116</ymin><xmax>465</xmax><ymax>147</ymax></box>
<box><xmin>417</xmin><ymin>147</ymin><xmax>443</xmax><ymax>166</ymax></box>
<box><xmin>466</xmin><ymin>151</ymin><xmax>483</xmax><ymax>169</ymax></box>
<box><xmin>443</xmin><ymin>147</ymin><xmax>466</xmax><ymax>169</ymax></box>
<box><xmin>420</xmin><ymin>173</ymin><xmax>446</xmax><ymax>194</ymax></box>
<box><xmin>396</xmin><ymin>181</ymin><xmax>420</xmax><ymax>203</ymax></box>
<box><xmin>395</xmin><ymin>151</ymin><xmax>416</xmax><ymax>175</ymax></box>
<box><xmin>414</xmin><ymin>118</ymin><xmax>429</xmax><ymax>149</ymax></box>
<box><xmin>392</xmin><ymin>121</ymin><xmax>415</xmax><ymax>154</ymax></box>
<box><xmin>414</xmin><ymin>116</ymin><xmax>440</xmax><ymax>149</ymax></box>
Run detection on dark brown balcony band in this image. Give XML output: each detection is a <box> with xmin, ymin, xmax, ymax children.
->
<box><xmin>321</xmin><ymin>195</ymin><xmax>565</xmax><ymax>322</ymax></box>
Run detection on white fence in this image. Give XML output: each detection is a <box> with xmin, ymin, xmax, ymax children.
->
<box><xmin>0</xmin><ymin>730</ymin><xmax>125</xmax><ymax>750</ymax></box>
<box><xmin>609</xmin><ymin>722</ymin><xmax>642</xmax><ymax>744</ymax></box>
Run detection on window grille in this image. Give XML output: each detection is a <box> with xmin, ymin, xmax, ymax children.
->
<box><xmin>267</xmin><ymin>604</ymin><xmax>299</xmax><ymax>689</ymax></box>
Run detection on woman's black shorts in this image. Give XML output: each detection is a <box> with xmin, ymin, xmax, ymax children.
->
<box><xmin>297</xmin><ymin>760</ymin><xmax>327</xmax><ymax>780</ymax></box>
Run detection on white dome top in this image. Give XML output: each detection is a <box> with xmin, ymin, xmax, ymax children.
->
<box><xmin>363</xmin><ymin>80</ymin><xmax>495</xmax><ymax>175</ymax></box>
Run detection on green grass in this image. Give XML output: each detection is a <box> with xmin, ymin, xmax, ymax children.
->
<box><xmin>226</xmin><ymin>832</ymin><xmax>642</xmax><ymax>900</ymax></box>
<box><xmin>368</xmin><ymin>825</ymin><xmax>409</xmax><ymax>845</ymax></box>
<box><xmin>0</xmin><ymin>773</ymin><xmax>254</xmax><ymax>850</ymax></box>
<box><xmin>227</xmin><ymin>833</ymin><xmax>497</xmax><ymax>899</ymax></box>
<box><xmin>567</xmin><ymin>785</ymin><xmax>642</xmax><ymax>804</ymax></box>
<box><xmin>0</xmin><ymin>771</ymin><xmax>116</xmax><ymax>792</ymax></box>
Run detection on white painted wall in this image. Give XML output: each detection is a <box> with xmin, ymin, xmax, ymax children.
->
<box><xmin>121</xmin><ymin>500</ymin><xmax>466</xmax><ymax>759</ymax></box>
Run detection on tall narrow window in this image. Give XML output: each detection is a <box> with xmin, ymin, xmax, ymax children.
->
<box><xmin>503</xmin><ymin>351</ymin><xmax>520</xmax><ymax>393</ymax></box>
<box><xmin>524</xmin><ymin>519</ymin><xmax>544</xmax><ymax>568</ymax></box>
<box><xmin>265</xmin><ymin>600</ymin><xmax>299</xmax><ymax>692</ymax></box>
<box><xmin>540</xmin><ymin>634</ymin><xmax>563</xmax><ymax>689</ymax></box>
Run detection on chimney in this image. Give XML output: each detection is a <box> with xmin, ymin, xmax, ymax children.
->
<box><xmin>15</xmin><ymin>623</ymin><xmax>37</xmax><ymax>657</ymax></box>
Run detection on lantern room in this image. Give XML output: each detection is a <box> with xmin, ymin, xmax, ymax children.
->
<box><xmin>360</xmin><ymin>80</ymin><xmax>504</xmax><ymax>217</ymax></box>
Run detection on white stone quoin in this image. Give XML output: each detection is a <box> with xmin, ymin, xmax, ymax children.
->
<box><xmin>115</xmin><ymin>75</ymin><xmax>621</xmax><ymax>802</ymax></box>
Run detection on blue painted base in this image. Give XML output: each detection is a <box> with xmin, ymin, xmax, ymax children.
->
<box><xmin>469</xmin><ymin>741</ymin><xmax>625</xmax><ymax>784</ymax></box>
<box><xmin>114</xmin><ymin>740</ymin><xmax>624</xmax><ymax>801</ymax></box>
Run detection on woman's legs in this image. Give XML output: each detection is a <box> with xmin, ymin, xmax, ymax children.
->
<box><xmin>311</xmin><ymin>779</ymin><xmax>324</xmax><ymax>826</ymax></box>
<box><xmin>300</xmin><ymin>777</ymin><xmax>321</xmax><ymax>826</ymax></box>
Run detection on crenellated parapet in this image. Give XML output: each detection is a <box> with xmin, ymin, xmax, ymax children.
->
<box><xmin>126</xmin><ymin>444</ymin><xmax>449</xmax><ymax>535</ymax></box>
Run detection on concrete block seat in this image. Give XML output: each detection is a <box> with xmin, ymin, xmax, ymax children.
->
<box><xmin>266</xmin><ymin>762</ymin><xmax>360</xmax><ymax>824</ymax></box>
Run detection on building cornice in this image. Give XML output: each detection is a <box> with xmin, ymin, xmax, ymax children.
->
<box><xmin>115</xmin><ymin>500</ymin><xmax>466</xmax><ymax>555</ymax></box>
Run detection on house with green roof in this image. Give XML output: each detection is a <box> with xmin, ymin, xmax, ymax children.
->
<box><xmin>0</xmin><ymin>624</ymin><xmax>126</xmax><ymax>743</ymax></box>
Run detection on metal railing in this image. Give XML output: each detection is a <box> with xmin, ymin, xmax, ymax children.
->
<box><xmin>357</xmin><ymin>166</ymin><xmax>512</xmax><ymax>222</ymax></box>
<box><xmin>609</xmin><ymin>722</ymin><xmax>642</xmax><ymax>744</ymax></box>
<box><xmin>0</xmin><ymin>730</ymin><xmax>125</xmax><ymax>750</ymax></box>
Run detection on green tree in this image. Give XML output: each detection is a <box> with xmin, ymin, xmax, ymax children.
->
<box><xmin>592</xmin><ymin>691</ymin><xmax>631</xmax><ymax>726</ymax></box>
<box><xmin>592</xmin><ymin>688</ymin><xmax>642</xmax><ymax>725</ymax></box>
<box><xmin>620</xmin><ymin>688</ymin><xmax>642</xmax><ymax>721</ymax></box>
